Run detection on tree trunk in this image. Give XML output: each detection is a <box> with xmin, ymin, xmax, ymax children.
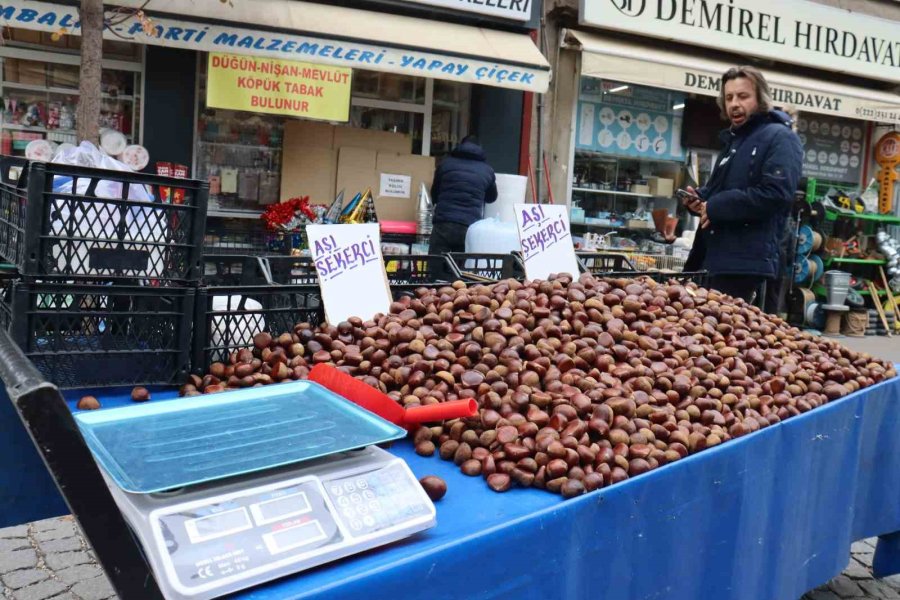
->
<box><xmin>76</xmin><ymin>0</ymin><xmax>104</xmax><ymax>145</ymax></box>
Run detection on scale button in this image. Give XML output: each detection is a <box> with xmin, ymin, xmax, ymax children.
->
<box><xmin>350</xmin><ymin>519</ymin><xmax>363</xmax><ymax>531</ymax></box>
<box><xmin>330</xmin><ymin>485</ymin><xmax>343</xmax><ymax>496</ymax></box>
<box><xmin>369</xmin><ymin>500</ymin><xmax>382</xmax><ymax>512</ymax></box>
<box><xmin>363</xmin><ymin>515</ymin><xmax>375</xmax><ymax>527</ymax></box>
<box><xmin>357</xmin><ymin>479</ymin><xmax>369</xmax><ymax>490</ymax></box>
<box><xmin>338</xmin><ymin>496</ymin><xmax>350</xmax><ymax>507</ymax></box>
<box><xmin>357</xmin><ymin>504</ymin><xmax>369</xmax><ymax>516</ymax></box>
<box><xmin>342</xmin><ymin>507</ymin><xmax>355</xmax><ymax>519</ymax></box>
<box><xmin>343</xmin><ymin>481</ymin><xmax>356</xmax><ymax>493</ymax></box>
<box><xmin>350</xmin><ymin>493</ymin><xmax>362</xmax><ymax>504</ymax></box>
<box><xmin>362</xmin><ymin>490</ymin><xmax>375</xmax><ymax>500</ymax></box>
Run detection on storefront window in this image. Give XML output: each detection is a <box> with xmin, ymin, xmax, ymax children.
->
<box><xmin>431</xmin><ymin>80</ymin><xmax>470</xmax><ymax>158</ymax></box>
<box><xmin>0</xmin><ymin>28</ymin><xmax>143</xmax><ymax>155</ymax></box>
<box><xmin>351</xmin><ymin>71</ymin><xmax>425</xmax><ymax>104</ymax></box>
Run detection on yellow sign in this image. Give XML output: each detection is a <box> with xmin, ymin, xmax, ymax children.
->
<box><xmin>206</xmin><ymin>53</ymin><xmax>351</xmax><ymax>122</ymax></box>
<box><xmin>875</xmin><ymin>132</ymin><xmax>900</xmax><ymax>214</ymax></box>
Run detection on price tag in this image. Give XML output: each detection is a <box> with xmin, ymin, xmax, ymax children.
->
<box><xmin>306</xmin><ymin>224</ymin><xmax>392</xmax><ymax>324</ymax></box>
<box><xmin>514</xmin><ymin>204</ymin><xmax>580</xmax><ymax>281</ymax></box>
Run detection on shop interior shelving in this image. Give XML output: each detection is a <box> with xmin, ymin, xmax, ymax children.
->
<box><xmin>0</xmin><ymin>55</ymin><xmax>141</xmax><ymax>153</ymax></box>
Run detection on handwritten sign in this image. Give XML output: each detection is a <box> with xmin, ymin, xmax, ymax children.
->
<box><xmin>514</xmin><ymin>203</ymin><xmax>580</xmax><ymax>281</ymax></box>
<box><xmin>207</xmin><ymin>53</ymin><xmax>351</xmax><ymax>121</ymax></box>
<box><xmin>306</xmin><ymin>224</ymin><xmax>392</xmax><ymax>324</ymax></box>
<box><xmin>379</xmin><ymin>174</ymin><xmax>412</xmax><ymax>199</ymax></box>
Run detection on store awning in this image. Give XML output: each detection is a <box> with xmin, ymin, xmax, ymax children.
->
<box><xmin>2</xmin><ymin>0</ymin><xmax>551</xmax><ymax>92</ymax></box>
<box><xmin>564</xmin><ymin>29</ymin><xmax>900</xmax><ymax>125</ymax></box>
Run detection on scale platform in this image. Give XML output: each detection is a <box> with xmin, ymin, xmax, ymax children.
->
<box><xmin>74</xmin><ymin>382</ymin><xmax>436</xmax><ymax>599</ymax></box>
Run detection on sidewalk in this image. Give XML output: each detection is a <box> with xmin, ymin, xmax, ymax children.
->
<box><xmin>1</xmin><ymin>516</ymin><xmax>899</xmax><ymax>599</ymax></box>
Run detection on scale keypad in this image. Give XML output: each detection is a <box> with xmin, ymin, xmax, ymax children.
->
<box><xmin>324</xmin><ymin>462</ymin><xmax>431</xmax><ymax>537</ymax></box>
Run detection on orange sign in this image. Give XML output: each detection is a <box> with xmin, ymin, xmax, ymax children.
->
<box><xmin>875</xmin><ymin>132</ymin><xmax>900</xmax><ymax>214</ymax></box>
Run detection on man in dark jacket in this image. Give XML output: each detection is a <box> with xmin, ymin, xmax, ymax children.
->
<box><xmin>682</xmin><ymin>66</ymin><xmax>803</xmax><ymax>303</ymax></box>
<box><xmin>428</xmin><ymin>135</ymin><xmax>498</xmax><ymax>254</ymax></box>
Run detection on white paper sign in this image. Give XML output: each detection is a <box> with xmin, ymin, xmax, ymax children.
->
<box><xmin>379</xmin><ymin>173</ymin><xmax>412</xmax><ymax>199</ymax></box>
<box><xmin>514</xmin><ymin>203</ymin><xmax>580</xmax><ymax>281</ymax></box>
<box><xmin>306</xmin><ymin>224</ymin><xmax>392</xmax><ymax>324</ymax></box>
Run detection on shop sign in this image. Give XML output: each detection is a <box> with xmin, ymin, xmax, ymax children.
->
<box><xmin>580</xmin><ymin>0</ymin><xmax>900</xmax><ymax>84</ymax></box>
<box><xmin>306</xmin><ymin>224</ymin><xmax>392</xmax><ymax>324</ymax></box>
<box><xmin>207</xmin><ymin>53</ymin><xmax>350</xmax><ymax>121</ymax></box>
<box><xmin>796</xmin><ymin>114</ymin><xmax>865</xmax><ymax>184</ymax></box>
<box><xmin>514</xmin><ymin>204</ymin><xmax>580</xmax><ymax>281</ymax></box>
<box><xmin>576</xmin><ymin>79</ymin><xmax>684</xmax><ymax>160</ymax></box>
<box><xmin>874</xmin><ymin>133</ymin><xmax>900</xmax><ymax>214</ymax></box>
<box><xmin>398</xmin><ymin>0</ymin><xmax>531</xmax><ymax>22</ymax></box>
<box><xmin>580</xmin><ymin>48</ymin><xmax>900</xmax><ymax>124</ymax></box>
<box><xmin>0</xmin><ymin>0</ymin><xmax>549</xmax><ymax>92</ymax></box>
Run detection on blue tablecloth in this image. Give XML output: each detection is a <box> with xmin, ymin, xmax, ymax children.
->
<box><xmin>4</xmin><ymin>374</ymin><xmax>900</xmax><ymax>600</ymax></box>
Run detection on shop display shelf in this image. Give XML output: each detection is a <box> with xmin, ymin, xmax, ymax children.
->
<box><xmin>0</xmin><ymin>156</ymin><xmax>209</xmax><ymax>282</ymax></box>
<box><xmin>207</xmin><ymin>208</ymin><xmax>264</xmax><ymax>219</ymax></box>
<box><xmin>0</xmin><ymin>123</ymin><xmax>133</xmax><ymax>139</ymax></box>
<box><xmin>1</xmin><ymin>278</ymin><xmax>193</xmax><ymax>388</ymax></box>
<box><xmin>824</xmin><ymin>206</ymin><xmax>900</xmax><ymax>224</ymax></box>
<box><xmin>823</xmin><ymin>257</ymin><xmax>886</xmax><ymax>266</ymax></box>
<box><xmin>571</xmin><ymin>187</ymin><xmax>655</xmax><ymax>198</ymax></box>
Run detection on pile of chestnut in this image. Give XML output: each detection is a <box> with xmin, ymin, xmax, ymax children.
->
<box><xmin>183</xmin><ymin>273</ymin><xmax>895</xmax><ymax>498</ymax></box>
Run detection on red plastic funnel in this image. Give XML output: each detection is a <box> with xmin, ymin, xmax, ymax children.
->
<box><xmin>403</xmin><ymin>399</ymin><xmax>477</xmax><ymax>424</ymax></box>
<box><xmin>308</xmin><ymin>364</ymin><xmax>404</xmax><ymax>425</ymax></box>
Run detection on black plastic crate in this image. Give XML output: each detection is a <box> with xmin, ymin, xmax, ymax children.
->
<box><xmin>0</xmin><ymin>156</ymin><xmax>208</xmax><ymax>281</ymax></box>
<box><xmin>447</xmin><ymin>252</ymin><xmax>526</xmax><ymax>282</ymax></box>
<box><xmin>595</xmin><ymin>270</ymin><xmax>709</xmax><ymax>287</ymax></box>
<box><xmin>261</xmin><ymin>254</ymin><xmax>461</xmax><ymax>287</ymax></box>
<box><xmin>577</xmin><ymin>252</ymin><xmax>637</xmax><ymax>274</ymax></box>
<box><xmin>194</xmin><ymin>284</ymin><xmax>324</xmax><ymax>368</ymax></box>
<box><xmin>3</xmin><ymin>279</ymin><xmax>193</xmax><ymax>388</ymax></box>
<box><xmin>201</xmin><ymin>254</ymin><xmax>271</xmax><ymax>286</ymax></box>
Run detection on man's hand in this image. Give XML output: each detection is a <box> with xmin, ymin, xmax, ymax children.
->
<box><xmin>681</xmin><ymin>185</ymin><xmax>704</xmax><ymax>215</ymax></box>
<box><xmin>699</xmin><ymin>202</ymin><xmax>710</xmax><ymax>229</ymax></box>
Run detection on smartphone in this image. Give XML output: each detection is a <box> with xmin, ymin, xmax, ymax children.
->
<box><xmin>676</xmin><ymin>189</ymin><xmax>703</xmax><ymax>202</ymax></box>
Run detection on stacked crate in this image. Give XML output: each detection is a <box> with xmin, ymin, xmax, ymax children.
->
<box><xmin>0</xmin><ymin>156</ymin><xmax>208</xmax><ymax>388</ymax></box>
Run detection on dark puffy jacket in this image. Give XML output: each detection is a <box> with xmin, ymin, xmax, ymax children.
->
<box><xmin>687</xmin><ymin>110</ymin><xmax>803</xmax><ymax>278</ymax></box>
<box><xmin>431</xmin><ymin>141</ymin><xmax>498</xmax><ymax>226</ymax></box>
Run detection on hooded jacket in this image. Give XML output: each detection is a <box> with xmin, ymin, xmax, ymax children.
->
<box><xmin>431</xmin><ymin>141</ymin><xmax>498</xmax><ymax>227</ymax></box>
<box><xmin>684</xmin><ymin>110</ymin><xmax>803</xmax><ymax>278</ymax></box>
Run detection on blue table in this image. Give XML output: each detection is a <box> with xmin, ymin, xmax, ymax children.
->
<box><xmin>5</xmin><ymin>374</ymin><xmax>900</xmax><ymax>600</ymax></box>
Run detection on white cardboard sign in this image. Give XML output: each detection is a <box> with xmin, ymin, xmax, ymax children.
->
<box><xmin>306</xmin><ymin>224</ymin><xmax>392</xmax><ymax>324</ymax></box>
<box><xmin>514</xmin><ymin>203</ymin><xmax>580</xmax><ymax>281</ymax></box>
<box><xmin>379</xmin><ymin>173</ymin><xmax>412</xmax><ymax>199</ymax></box>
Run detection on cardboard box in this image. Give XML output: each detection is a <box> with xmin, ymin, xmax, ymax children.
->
<box><xmin>280</xmin><ymin>146</ymin><xmax>336</xmax><ymax>204</ymax></box>
<box><xmin>374</xmin><ymin>153</ymin><xmax>435</xmax><ymax>222</ymax></box>
<box><xmin>283</xmin><ymin>119</ymin><xmax>335</xmax><ymax>150</ymax></box>
<box><xmin>647</xmin><ymin>177</ymin><xmax>674</xmax><ymax>197</ymax></box>
<box><xmin>334</xmin><ymin>127</ymin><xmax>410</xmax><ymax>155</ymax></box>
<box><xmin>335</xmin><ymin>147</ymin><xmax>378</xmax><ymax>207</ymax></box>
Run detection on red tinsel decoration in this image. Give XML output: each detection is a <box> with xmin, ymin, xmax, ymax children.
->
<box><xmin>261</xmin><ymin>196</ymin><xmax>315</xmax><ymax>232</ymax></box>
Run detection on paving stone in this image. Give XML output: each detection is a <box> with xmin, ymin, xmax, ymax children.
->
<box><xmin>70</xmin><ymin>576</ymin><xmax>116</xmax><ymax>600</ymax></box>
<box><xmin>883</xmin><ymin>575</ymin><xmax>900</xmax><ymax>590</ymax></box>
<box><xmin>36</xmin><ymin>538</ymin><xmax>82</xmax><ymax>554</ymax></box>
<box><xmin>53</xmin><ymin>564</ymin><xmax>103</xmax><ymax>586</ymax></box>
<box><xmin>830</xmin><ymin>575</ymin><xmax>865</xmax><ymax>598</ymax></box>
<box><xmin>42</xmin><ymin>551</ymin><xmax>92</xmax><ymax>571</ymax></box>
<box><xmin>47</xmin><ymin>594</ymin><xmax>82</xmax><ymax>600</ymax></box>
<box><xmin>1</xmin><ymin>569</ymin><xmax>49</xmax><ymax>590</ymax></box>
<box><xmin>0</xmin><ymin>525</ymin><xmax>29</xmax><ymax>539</ymax></box>
<box><xmin>12</xmin><ymin>579</ymin><xmax>67</xmax><ymax>600</ymax></box>
<box><xmin>808</xmin><ymin>590</ymin><xmax>841</xmax><ymax>600</ymax></box>
<box><xmin>844</xmin><ymin>558</ymin><xmax>873</xmax><ymax>579</ymax></box>
<box><xmin>0</xmin><ymin>539</ymin><xmax>32</xmax><ymax>553</ymax></box>
<box><xmin>0</xmin><ymin>549</ymin><xmax>39</xmax><ymax>572</ymax></box>
<box><xmin>860</xmin><ymin>580</ymin><xmax>900</xmax><ymax>599</ymax></box>
<box><xmin>852</xmin><ymin>541</ymin><xmax>876</xmax><ymax>554</ymax></box>
<box><xmin>855</xmin><ymin>552</ymin><xmax>875</xmax><ymax>568</ymax></box>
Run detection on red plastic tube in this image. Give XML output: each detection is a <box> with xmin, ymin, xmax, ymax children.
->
<box><xmin>403</xmin><ymin>399</ymin><xmax>478</xmax><ymax>425</ymax></box>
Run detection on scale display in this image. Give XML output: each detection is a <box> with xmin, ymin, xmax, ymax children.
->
<box><xmin>105</xmin><ymin>446</ymin><xmax>435</xmax><ymax>600</ymax></box>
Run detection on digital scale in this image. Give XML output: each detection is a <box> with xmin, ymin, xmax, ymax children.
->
<box><xmin>74</xmin><ymin>382</ymin><xmax>437</xmax><ymax>600</ymax></box>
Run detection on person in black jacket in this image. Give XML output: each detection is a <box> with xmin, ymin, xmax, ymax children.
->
<box><xmin>428</xmin><ymin>135</ymin><xmax>498</xmax><ymax>254</ymax></box>
<box><xmin>682</xmin><ymin>66</ymin><xmax>803</xmax><ymax>303</ymax></box>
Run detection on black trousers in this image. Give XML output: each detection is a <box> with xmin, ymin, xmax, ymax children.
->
<box><xmin>709</xmin><ymin>275</ymin><xmax>769</xmax><ymax>306</ymax></box>
<box><xmin>428</xmin><ymin>222</ymin><xmax>469</xmax><ymax>255</ymax></box>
